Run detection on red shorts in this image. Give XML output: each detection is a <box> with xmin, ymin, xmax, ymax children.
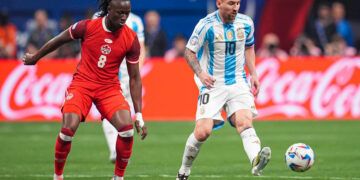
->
<box><xmin>62</xmin><ymin>81</ymin><xmax>129</xmax><ymax>121</ymax></box>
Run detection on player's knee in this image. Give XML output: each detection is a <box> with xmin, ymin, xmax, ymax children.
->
<box><xmin>59</xmin><ymin>128</ymin><xmax>75</xmax><ymax>142</ymax></box>
<box><xmin>234</xmin><ymin>116</ymin><xmax>253</xmax><ymax>131</ymax></box>
<box><xmin>118</xmin><ymin>124</ymin><xmax>134</xmax><ymax>137</ymax></box>
<box><xmin>194</xmin><ymin>128</ymin><xmax>211</xmax><ymax>141</ymax></box>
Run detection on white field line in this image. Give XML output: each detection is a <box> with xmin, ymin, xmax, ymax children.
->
<box><xmin>0</xmin><ymin>174</ymin><xmax>359</xmax><ymax>179</ymax></box>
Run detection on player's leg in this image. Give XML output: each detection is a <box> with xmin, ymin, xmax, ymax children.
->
<box><xmin>54</xmin><ymin>113</ymin><xmax>81</xmax><ymax>180</ymax></box>
<box><xmin>102</xmin><ymin>63</ymin><xmax>132</xmax><ymax>164</ymax></box>
<box><xmin>54</xmin><ymin>87</ymin><xmax>92</xmax><ymax>180</ymax></box>
<box><xmin>229</xmin><ymin>110</ymin><xmax>271</xmax><ymax>176</ymax></box>
<box><xmin>108</xmin><ymin>110</ymin><xmax>133</xmax><ymax>180</ymax></box>
<box><xmin>227</xmin><ymin>85</ymin><xmax>271</xmax><ymax>176</ymax></box>
<box><xmin>102</xmin><ymin>119</ymin><xmax>118</xmax><ymax>163</ymax></box>
<box><xmin>177</xmin><ymin>88</ymin><xmax>226</xmax><ymax>179</ymax></box>
<box><xmin>95</xmin><ymin>86</ymin><xmax>133</xmax><ymax>179</ymax></box>
<box><xmin>177</xmin><ymin>118</ymin><xmax>213</xmax><ymax>180</ymax></box>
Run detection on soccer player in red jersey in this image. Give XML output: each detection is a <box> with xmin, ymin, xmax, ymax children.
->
<box><xmin>22</xmin><ymin>0</ymin><xmax>147</xmax><ymax>179</ymax></box>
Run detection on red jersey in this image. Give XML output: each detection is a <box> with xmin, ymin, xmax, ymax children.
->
<box><xmin>68</xmin><ymin>17</ymin><xmax>140</xmax><ymax>85</ymax></box>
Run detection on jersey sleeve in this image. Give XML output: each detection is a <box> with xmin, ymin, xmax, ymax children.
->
<box><xmin>126</xmin><ymin>36</ymin><xmax>140</xmax><ymax>64</ymax></box>
<box><xmin>186</xmin><ymin>19</ymin><xmax>208</xmax><ymax>53</ymax></box>
<box><xmin>68</xmin><ymin>20</ymin><xmax>89</xmax><ymax>40</ymax></box>
<box><xmin>245</xmin><ymin>17</ymin><xmax>255</xmax><ymax>47</ymax></box>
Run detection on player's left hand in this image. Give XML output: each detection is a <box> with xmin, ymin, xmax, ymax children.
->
<box><xmin>134</xmin><ymin>113</ymin><xmax>147</xmax><ymax>140</ymax></box>
<box><xmin>251</xmin><ymin>75</ymin><xmax>260</xmax><ymax>97</ymax></box>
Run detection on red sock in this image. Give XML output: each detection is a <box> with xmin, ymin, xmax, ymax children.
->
<box><xmin>54</xmin><ymin>128</ymin><xmax>74</xmax><ymax>175</ymax></box>
<box><xmin>115</xmin><ymin>125</ymin><xmax>134</xmax><ymax>177</ymax></box>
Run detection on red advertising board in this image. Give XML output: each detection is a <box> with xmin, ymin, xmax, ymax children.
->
<box><xmin>0</xmin><ymin>57</ymin><xmax>359</xmax><ymax>121</ymax></box>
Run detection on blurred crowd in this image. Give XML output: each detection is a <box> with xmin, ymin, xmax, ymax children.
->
<box><xmin>257</xmin><ymin>2</ymin><xmax>358</xmax><ymax>60</ymax></box>
<box><xmin>0</xmin><ymin>1</ymin><xmax>358</xmax><ymax>61</ymax></box>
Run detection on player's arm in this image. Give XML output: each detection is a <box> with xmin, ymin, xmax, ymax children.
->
<box><xmin>244</xmin><ymin>17</ymin><xmax>259</xmax><ymax>97</ymax></box>
<box><xmin>23</xmin><ymin>20</ymin><xmax>87</xmax><ymax>65</ymax></box>
<box><xmin>126</xmin><ymin>36</ymin><xmax>147</xmax><ymax>140</ymax></box>
<box><xmin>186</xmin><ymin>19</ymin><xmax>215</xmax><ymax>89</ymax></box>
<box><xmin>22</xmin><ymin>30</ymin><xmax>73</xmax><ymax>65</ymax></box>
<box><xmin>245</xmin><ymin>45</ymin><xmax>260</xmax><ymax>97</ymax></box>
<box><xmin>184</xmin><ymin>48</ymin><xmax>215</xmax><ymax>89</ymax></box>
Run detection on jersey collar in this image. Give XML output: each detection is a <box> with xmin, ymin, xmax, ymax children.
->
<box><xmin>102</xmin><ymin>16</ymin><xmax>112</xmax><ymax>32</ymax></box>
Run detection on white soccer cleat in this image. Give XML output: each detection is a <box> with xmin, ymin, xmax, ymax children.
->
<box><xmin>53</xmin><ymin>174</ymin><xmax>64</xmax><ymax>180</ymax></box>
<box><xmin>251</xmin><ymin>147</ymin><xmax>271</xmax><ymax>176</ymax></box>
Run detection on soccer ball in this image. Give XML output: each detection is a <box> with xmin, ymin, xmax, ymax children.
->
<box><xmin>285</xmin><ymin>143</ymin><xmax>315</xmax><ymax>172</ymax></box>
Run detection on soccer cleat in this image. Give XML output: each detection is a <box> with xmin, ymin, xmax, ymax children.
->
<box><xmin>251</xmin><ymin>147</ymin><xmax>271</xmax><ymax>176</ymax></box>
<box><xmin>111</xmin><ymin>176</ymin><xmax>124</xmax><ymax>180</ymax></box>
<box><xmin>53</xmin><ymin>174</ymin><xmax>64</xmax><ymax>180</ymax></box>
<box><xmin>176</xmin><ymin>173</ymin><xmax>189</xmax><ymax>180</ymax></box>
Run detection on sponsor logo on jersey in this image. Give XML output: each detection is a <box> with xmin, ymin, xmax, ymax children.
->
<box><xmin>101</xmin><ymin>44</ymin><xmax>111</xmax><ymax>54</ymax></box>
<box><xmin>66</xmin><ymin>93</ymin><xmax>74</xmax><ymax>100</ymax></box>
<box><xmin>215</xmin><ymin>33</ymin><xmax>224</xmax><ymax>41</ymax></box>
<box><xmin>236</xmin><ymin>28</ymin><xmax>244</xmax><ymax>40</ymax></box>
<box><xmin>104</xmin><ymin>38</ymin><xmax>113</xmax><ymax>44</ymax></box>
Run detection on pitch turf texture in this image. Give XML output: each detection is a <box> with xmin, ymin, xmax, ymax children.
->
<box><xmin>0</xmin><ymin>121</ymin><xmax>359</xmax><ymax>180</ymax></box>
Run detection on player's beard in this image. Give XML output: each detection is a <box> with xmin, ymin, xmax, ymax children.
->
<box><xmin>227</xmin><ymin>14</ymin><xmax>235</xmax><ymax>22</ymax></box>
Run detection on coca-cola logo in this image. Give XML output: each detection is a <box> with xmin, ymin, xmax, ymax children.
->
<box><xmin>256</xmin><ymin>58</ymin><xmax>360</xmax><ymax>119</ymax></box>
<box><xmin>0</xmin><ymin>61</ymin><xmax>153</xmax><ymax>121</ymax></box>
<box><xmin>0</xmin><ymin>65</ymin><xmax>102</xmax><ymax>120</ymax></box>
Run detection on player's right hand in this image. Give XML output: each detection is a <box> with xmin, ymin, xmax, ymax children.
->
<box><xmin>22</xmin><ymin>53</ymin><xmax>38</xmax><ymax>65</ymax></box>
<box><xmin>198</xmin><ymin>71</ymin><xmax>216</xmax><ymax>89</ymax></box>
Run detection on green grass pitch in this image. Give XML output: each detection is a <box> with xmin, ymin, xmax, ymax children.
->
<box><xmin>0</xmin><ymin>121</ymin><xmax>360</xmax><ymax>180</ymax></box>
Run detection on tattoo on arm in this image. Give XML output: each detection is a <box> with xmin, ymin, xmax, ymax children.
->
<box><xmin>185</xmin><ymin>49</ymin><xmax>202</xmax><ymax>76</ymax></box>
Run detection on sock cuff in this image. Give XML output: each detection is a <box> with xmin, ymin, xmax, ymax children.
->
<box><xmin>186</xmin><ymin>133</ymin><xmax>203</xmax><ymax>148</ymax></box>
<box><xmin>240</xmin><ymin>128</ymin><xmax>257</xmax><ymax>139</ymax></box>
<box><xmin>61</xmin><ymin>128</ymin><xmax>74</xmax><ymax>137</ymax></box>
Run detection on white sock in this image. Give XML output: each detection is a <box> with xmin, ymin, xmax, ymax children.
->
<box><xmin>179</xmin><ymin>133</ymin><xmax>203</xmax><ymax>176</ymax></box>
<box><xmin>102</xmin><ymin>119</ymin><xmax>117</xmax><ymax>157</ymax></box>
<box><xmin>240</xmin><ymin>128</ymin><xmax>261</xmax><ymax>164</ymax></box>
<box><xmin>113</xmin><ymin>176</ymin><xmax>124</xmax><ymax>180</ymax></box>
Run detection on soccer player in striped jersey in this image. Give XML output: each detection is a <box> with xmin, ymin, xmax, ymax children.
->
<box><xmin>176</xmin><ymin>0</ymin><xmax>271</xmax><ymax>179</ymax></box>
<box><xmin>93</xmin><ymin>10</ymin><xmax>146</xmax><ymax>163</ymax></box>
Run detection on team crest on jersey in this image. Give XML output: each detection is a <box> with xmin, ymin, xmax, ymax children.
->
<box><xmin>190</xmin><ymin>36</ymin><xmax>199</xmax><ymax>46</ymax></box>
<box><xmin>101</xmin><ymin>44</ymin><xmax>111</xmax><ymax>54</ymax></box>
<box><xmin>104</xmin><ymin>38</ymin><xmax>113</xmax><ymax>44</ymax></box>
<box><xmin>226</xmin><ymin>29</ymin><xmax>235</xmax><ymax>40</ymax></box>
<box><xmin>236</xmin><ymin>28</ymin><xmax>244</xmax><ymax>40</ymax></box>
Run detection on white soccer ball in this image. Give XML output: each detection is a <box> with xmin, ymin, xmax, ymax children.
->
<box><xmin>285</xmin><ymin>143</ymin><xmax>315</xmax><ymax>172</ymax></box>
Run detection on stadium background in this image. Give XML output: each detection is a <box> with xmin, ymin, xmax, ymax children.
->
<box><xmin>0</xmin><ymin>0</ymin><xmax>359</xmax><ymax>179</ymax></box>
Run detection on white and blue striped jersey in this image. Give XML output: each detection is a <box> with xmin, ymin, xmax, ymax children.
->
<box><xmin>186</xmin><ymin>10</ymin><xmax>255</xmax><ymax>89</ymax></box>
<box><xmin>125</xmin><ymin>13</ymin><xmax>145</xmax><ymax>42</ymax></box>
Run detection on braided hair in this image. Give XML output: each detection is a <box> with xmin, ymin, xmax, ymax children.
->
<box><xmin>98</xmin><ymin>0</ymin><xmax>111</xmax><ymax>17</ymax></box>
<box><xmin>97</xmin><ymin>0</ymin><xmax>129</xmax><ymax>17</ymax></box>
